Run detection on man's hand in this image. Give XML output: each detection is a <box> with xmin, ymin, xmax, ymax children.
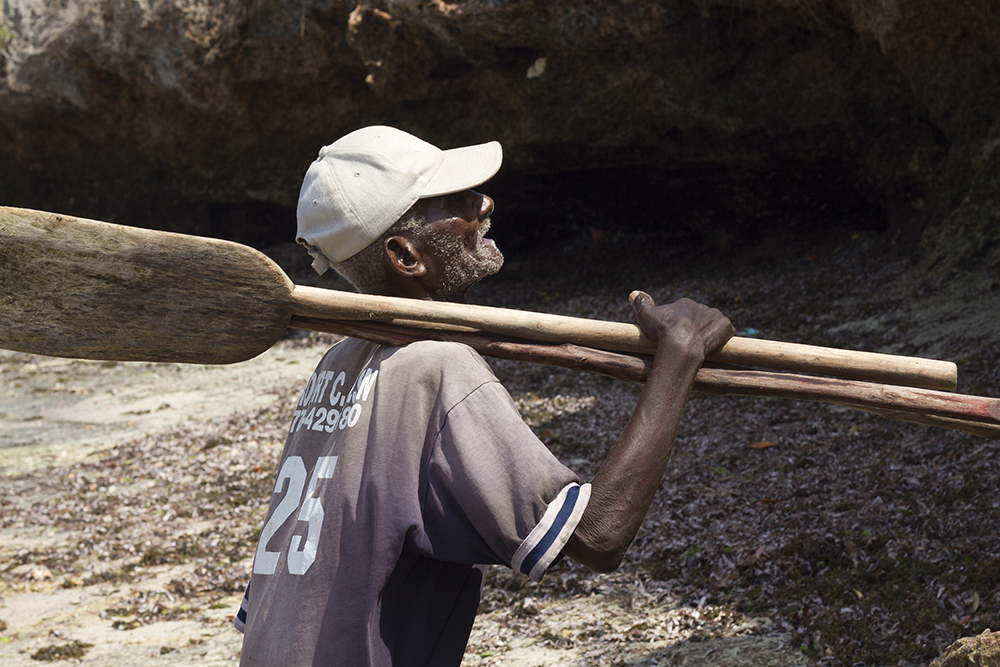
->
<box><xmin>629</xmin><ymin>290</ymin><xmax>734</xmax><ymax>361</ymax></box>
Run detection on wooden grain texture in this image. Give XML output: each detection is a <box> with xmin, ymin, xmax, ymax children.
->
<box><xmin>0</xmin><ymin>207</ymin><xmax>296</xmax><ymax>364</ymax></box>
<box><xmin>291</xmin><ymin>286</ymin><xmax>958</xmax><ymax>390</ymax></box>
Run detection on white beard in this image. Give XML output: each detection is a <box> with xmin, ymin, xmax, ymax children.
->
<box><xmin>421</xmin><ymin>218</ymin><xmax>504</xmax><ymax>299</ymax></box>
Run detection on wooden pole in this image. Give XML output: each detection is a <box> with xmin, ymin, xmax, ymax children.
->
<box><xmin>0</xmin><ymin>207</ymin><xmax>959</xmax><ymax>391</ymax></box>
<box><xmin>290</xmin><ymin>316</ymin><xmax>1000</xmax><ymax>440</ymax></box>
<box><xmin>290</xmin><ymin>286</ymin><xmax>958</xmax><ymax>390</ymax></box>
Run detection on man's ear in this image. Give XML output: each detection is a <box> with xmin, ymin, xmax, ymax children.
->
<box><xmin>384</xmin><ymin>234</ymin><xmax>428</xmax><ymax>278</ymax></box>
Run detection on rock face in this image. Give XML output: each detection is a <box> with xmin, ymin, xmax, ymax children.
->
<box><xmin>0</xmin><ymin>0</ymin><xmax>998</xmax><ymax>263</ymax></box>
<box><xmin>929</xmin><ymin>629</ymin><xmax>1000</xmax><ymax>667</ymax></box>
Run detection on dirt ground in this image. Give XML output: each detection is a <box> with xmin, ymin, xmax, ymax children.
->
<box><xmin>1</xmin><ymin>230</ymin><xmax>998</xmax><ymax>666</ymax></box>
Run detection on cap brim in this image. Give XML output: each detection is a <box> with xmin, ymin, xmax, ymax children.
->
<box><xmin>420</xmin><ymin>141</ymin><xmax>503</xmax><ymax>197</ymax></box>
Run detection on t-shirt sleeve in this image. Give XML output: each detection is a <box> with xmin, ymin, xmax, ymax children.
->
<box><xmin>418</xmin><ymin>380</ymin><xmax>590</xmax><ymax>582</ymax></box>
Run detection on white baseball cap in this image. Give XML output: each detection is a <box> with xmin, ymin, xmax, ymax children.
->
<box><xmin>296</xmin><ymin>125</ymin><xmax>503</xmax><ymax>273</ymax></box>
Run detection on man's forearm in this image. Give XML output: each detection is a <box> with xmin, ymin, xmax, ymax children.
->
<box><xmin>564</xmin><ymin>341</ymin><xmax>704</xmax><ymax>572</ymax></box>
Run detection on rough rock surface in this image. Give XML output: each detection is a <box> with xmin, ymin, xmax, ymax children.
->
<box><xmin>1</xmin><ymin>0</ymin><xmax>998</xmax><ymax>263</ymax></box>
<box><xmin>930</xmin><ymin>630</ymin><xmax>1000</xmax><ymax>667</ymax></box>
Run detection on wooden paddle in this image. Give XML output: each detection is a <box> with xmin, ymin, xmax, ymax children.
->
<box><xmin>0</xmin><ymin>206</ymin><xmax>958</xmax><ymax>391</ymax></box>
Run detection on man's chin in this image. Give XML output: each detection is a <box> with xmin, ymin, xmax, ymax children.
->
<box><xmin>444</xmin><ymin>253</ymin><xmax>504</xmax><ymax>301</ymax></box>
<box><xmin>479</xmin><ymin>247</ymin><xmax>504</xmax><ymax>279</ymax></box>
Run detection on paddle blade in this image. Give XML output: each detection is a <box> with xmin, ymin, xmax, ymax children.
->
<box><xmin>1</xmin><ymin>207</ymin><xmax>296</xmax><ymax>364</ymax></box>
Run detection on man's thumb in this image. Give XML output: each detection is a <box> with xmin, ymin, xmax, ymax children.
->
<box><xmin>629</xmin><ymin>290</ymin><xmax>654</xmax><ymax>313</ymax></box>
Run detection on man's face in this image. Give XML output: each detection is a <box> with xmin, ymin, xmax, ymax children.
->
<box><xmin>412</xmin><ymin>190</ymin><xmax>504</xmax><ymax>300</ymax></box>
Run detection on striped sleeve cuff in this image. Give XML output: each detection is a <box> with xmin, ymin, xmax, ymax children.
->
<box><xmin>511</xmin><ymin>482</ymin><xmax>591</xmax><ymax>582</ymax></box>
<box><xmin>234</xmin><ymin>582</ymin><xmax>250</xmax><ymax>633</ymax></box>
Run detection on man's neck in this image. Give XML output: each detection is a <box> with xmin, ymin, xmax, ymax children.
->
<box><xmin>384</xmin><ymin>282</ymin><xmax>469</xmax><ymax>304</ymax></box>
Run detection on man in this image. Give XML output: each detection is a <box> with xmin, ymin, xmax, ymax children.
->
<box><xmin>236</xmin><ymin>126</ymin><xmax>733</xmax><ymax>666</ymax></box>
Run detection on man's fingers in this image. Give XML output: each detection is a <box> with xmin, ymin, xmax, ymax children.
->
<box><xmin>629</xmin><ymin>290</ymin><xmax>654</xmax><ymax>313</ymax></box>
<box><xmin>629</xmin><ymin>291</ymin><xmax>662</xmax><ymax>344</ymax></box>
<box><xmin>629</xmin><ymin>292</ymin><xmax>734</xmax><ymax>356</ymax></box>
<box><xmin>707</xmin><ymin>317</ymin><xmax>737</xmax><ymax>355</ymax></box>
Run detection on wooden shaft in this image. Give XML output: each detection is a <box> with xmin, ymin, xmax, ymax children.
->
<box><xmin>709</xmin><ymin>337</ymin><xmax>957</xmax><ymax>391</ymax></box>
<box><xmin>290</xmin><ymin>316</ymin><xmax>998</xmax><ymax>439</ymax></box>
<box><xmin>294</xmin><ymin>316</ymin><xmax>652</xmax><ymax>383</ymax></box>
<box><xmin>851</xmin><ymin>407</ymin><xmax>1000</xmax><ymax>440</ymax></box>
<box><xmin>290</xmin><ymin>286</ymin><xmax>958</xmax><ymax>390</ymax></box>
<box><xmin>692</xmin><ymin>367</ymin><xmax>1000</xmax><ymax>426</ymax></box>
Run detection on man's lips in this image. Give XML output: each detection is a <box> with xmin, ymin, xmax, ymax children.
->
<box><xmin>474</xmin><ymin>217</ymin><xmax>494</xmax><ymax>249</ymax></box>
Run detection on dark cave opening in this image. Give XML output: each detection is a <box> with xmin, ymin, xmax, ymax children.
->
<box><xmin>191</xmin><ymin>156</ymin><xmax>890</xmax><ymax>263</ymax></box>
<box><xmin>1</xmin><ymin>156</ymin><xmax>892</xmax><ymax>269</ymax></box>
<box><xmin>481</xmin><ymin>158</ymin><xmax>889</xmax><ymax>257</ymax></box>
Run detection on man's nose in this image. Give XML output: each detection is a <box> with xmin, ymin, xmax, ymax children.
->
<box><xmin>478</xmin><ymin>193</ymin><xmax>494</xmax><ymax>220</ymax></box>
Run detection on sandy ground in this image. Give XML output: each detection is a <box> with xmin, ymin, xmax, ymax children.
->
<box><xmin>0</xmin><ymin>344</ymin><xmax>326</xmax><ymax>471</ymax></box>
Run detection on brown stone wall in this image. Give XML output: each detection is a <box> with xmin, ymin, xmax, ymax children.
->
<box><xmin>1</xmin><ymin>0</ymin><xmax>997</xmax><ymax>264</ymax></box>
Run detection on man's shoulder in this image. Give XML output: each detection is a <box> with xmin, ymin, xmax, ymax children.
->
<box><xmin>389</xmin><ymin>339</ymin><xmax>493</xmax><ymax>375</ymax></box>
<box><xmin>320</xmin><ymin>337</ymin><xmax>498</xmax><ymax>386</ymax></box>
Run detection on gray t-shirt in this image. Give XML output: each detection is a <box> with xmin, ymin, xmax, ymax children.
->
<box><xmin>238</xmin><ymin>338</ymin><xmax>590</xmax><ymax>666</ymax></box>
